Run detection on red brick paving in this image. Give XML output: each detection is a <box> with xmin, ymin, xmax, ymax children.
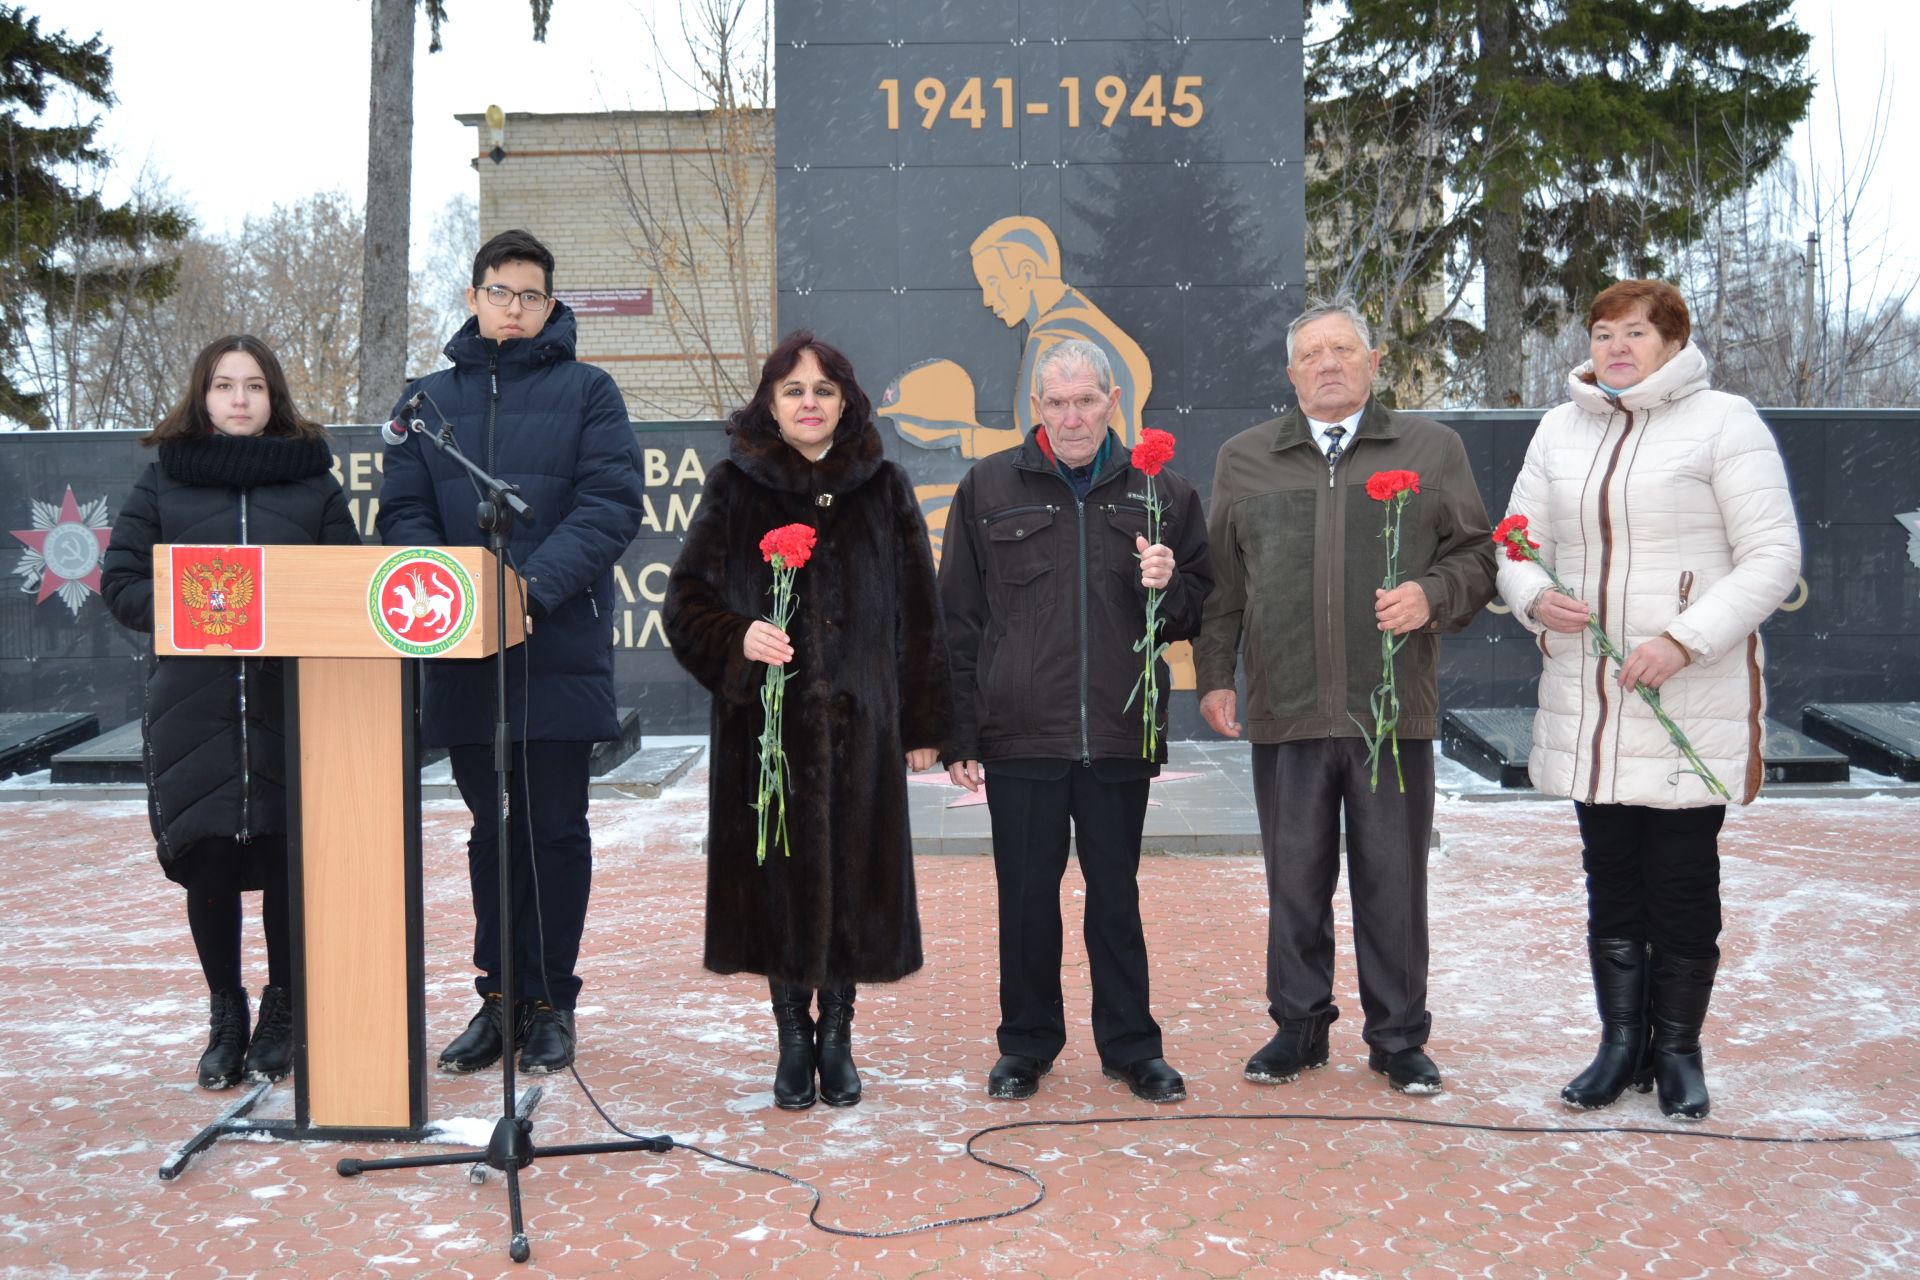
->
<box><xmin>1</xmin><ymin>769</ymin><xmax>1917</xmax><ymax>1277</ymax></box>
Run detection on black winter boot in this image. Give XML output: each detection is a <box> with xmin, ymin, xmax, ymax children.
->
<box><xmin>1561</xmin><ymin>937</ymin><xmax>1652</xmax><ymax>1110</ymax></box>
<box><xmin>1649</xmin><ymin>948</ymin><xmax>1718</xmax><ymax>1120</ymax></box>
<box><xmin>198</xmin><ymin>987</ymin><xmax>250</xmax><ymax>1090</ymax></box>
<box><xmin>769</xmin><ymin>979</ymin><xmax>817</xmax><ymax>1110</ymax></box>
<box><xmin>244</xmin><ymin>984</ymin><xmax>295</xmax><ymax>1082</ymax></box>
<box><xmin>517</xmin><ymin>1001</ymin><xmax>576</xmax><ymax>1075</ymax></box>
<box><xmin>438</xmin><ymin>992</ymin><xmax>510</xmax><ymax>1074</ymax></box>
<box><xmin>815</xmin><ymin>984</ymin><xmax>861</xmax><ymax>1107</ymax></box>
<box><xmin>1245</xmin><ymin>1008</ymin><xmax>1339</xmax><ymax>1084</ymax></box>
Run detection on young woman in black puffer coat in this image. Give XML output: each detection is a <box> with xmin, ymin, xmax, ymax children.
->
<box><xmin>100</xmin><ymin>335</ymin><xmax>360</xmax><ymax>1090</ymax></box>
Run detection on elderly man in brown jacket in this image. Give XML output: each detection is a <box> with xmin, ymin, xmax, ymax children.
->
<box><xmin>1196</xmin><ymin>301</ymin><xmax>1496</xmax><ymax>1094</ymax></box>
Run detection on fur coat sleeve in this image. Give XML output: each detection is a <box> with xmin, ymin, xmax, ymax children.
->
<box><xmin>663</xmin><ymin>463</ymin><xmax>766</xmax><ymax>707</ymax></box>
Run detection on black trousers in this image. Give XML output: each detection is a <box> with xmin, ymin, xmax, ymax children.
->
<box><xmin>450</xmin><ymin>740</ymin><xmax>594</xmax><ymax>1010</ymax></box>
<box><xmin>182</xmin><ymin>835</ymin><xmax>290</xmax><ymax>995</ymax></box>
<box><xmin>1573</xmin><ymin>802</ymin><xmax>1725</xmax><ymax>958</ymax></box>
<box><xmin>1251</xmin><ymin>738</ymin><xmax>1434</xmax><ymax>1052</ymax></box>
<box><xmin>984</xmin><ymin>764</ymin><xmax>1163</xmax><ymax>1067</ymax></box>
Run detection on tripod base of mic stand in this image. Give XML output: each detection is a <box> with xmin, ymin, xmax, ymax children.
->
<box><xmin>336</xmin><ymin>1081</ymin><xmax>676</xmax><ymax>1265</ymax></box>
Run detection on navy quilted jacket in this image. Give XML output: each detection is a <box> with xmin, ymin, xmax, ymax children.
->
<box><xmin>376</xmin><ymin>305</ymin><xmax>644</xmax><ymax>745</ymax></box>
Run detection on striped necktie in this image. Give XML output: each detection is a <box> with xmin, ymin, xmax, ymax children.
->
<box><xmin>1323</xmin><ymin>423</ymin><xmax>1347</xmax><ymax>468</ymax></box>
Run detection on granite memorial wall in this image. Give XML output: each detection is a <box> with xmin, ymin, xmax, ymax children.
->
<box><xmin>3</xmin><ymin>412</ymin><xmax>1913</xmax><ymax>740</ymax></box>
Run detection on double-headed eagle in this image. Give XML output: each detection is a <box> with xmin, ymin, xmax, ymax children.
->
<box><xmin>179</xmin><ymin>557</ymin><xmax>256</xmax><ymax>636</ymax></box>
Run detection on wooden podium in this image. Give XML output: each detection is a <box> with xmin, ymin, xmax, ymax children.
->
<box><xmin>154</xmin><ymin>543</ymin><xmax>525</xmax><ymax>1139</ymax></box>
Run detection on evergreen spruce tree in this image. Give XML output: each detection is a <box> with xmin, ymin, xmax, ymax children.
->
<box><xmin>1310</xmin><ymin>0</ymin><xmax>1813</xmax><ymax>405</ymax></box>
<box><xmin>0</xmin><ymin>5</ymin><xmax>189</xmax><ymax>429</ymax></box>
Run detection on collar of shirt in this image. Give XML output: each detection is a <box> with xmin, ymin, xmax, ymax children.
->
<box><xmin>1306</xmin><ymin>408</ymin><xmax>1365</xmax><ymax>457</ymax></box>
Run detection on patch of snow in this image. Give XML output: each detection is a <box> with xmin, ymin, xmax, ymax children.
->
<box><xmin>422</xmin><ymin>1116</ymin><xmax>496</xmax><ymax>1147</ymax></box>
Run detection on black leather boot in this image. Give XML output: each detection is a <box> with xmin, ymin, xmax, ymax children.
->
<box><xmin>815</xmin><ymin>983</ymin><xmax>861</xmax><ymax>1107</ymax></box>
<box><xmin>438</xmin><ymin>992</ymin><xmax>509</xmax><ymax>1074</ymax></box>
<box><xmin>769</xmin><ymin>978</ymin><xmax>817</xmax><ymax>1110</ymax></box>
<box><xmin>1561</xmin><ymin>937</ymin><xmax>1652</xmax><ymax>1109</ymax></box>
<box><xmin>1649</xmin><ymin>948</ymin><xmax>1718</xmax><ymax>1120</ymax></box>
<box><xmin>517</xmin><ymin>1001</ymin><xmax>576</xmax><ymax>1075</ymax></box>
<box><xmin>243</xmin><ymin>983</ymin><xmax>294</xmax><ymax>1082</ymax></box>
<box><xmin>198</xmin><ymin>987</ymin><xmax>250</xmax><ymax>1090</ymax></box>
<box><xmin>1245</xmin><ymin>1008</ymin><xmax>1339</xmax><ymax>1084</ymax></box>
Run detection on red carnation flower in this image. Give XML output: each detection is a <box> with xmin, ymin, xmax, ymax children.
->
<box><xmin>1364</xmin><ymin>469</ymin><xmax>1420</xmax><ymax>502</ymax></box>
<box><xmin>1491</xmin><ymin>513</ymin><xmax>1539</xmax><ymax>562</ymax></box>
<box><xmin>1131</xmin><ymin>427</ymin><xmax>1177</xmax><ymax>478</ymax></box>
<box><xmin>759</xmin><ymin>523</ymin><xmax>817</xmax><ymax>571</ymax></box>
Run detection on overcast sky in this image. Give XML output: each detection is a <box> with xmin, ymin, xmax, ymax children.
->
<box><xmin>40</xmin><ymin>0</ymin><xmax>1920</xmax><ymax>276</ymax></box>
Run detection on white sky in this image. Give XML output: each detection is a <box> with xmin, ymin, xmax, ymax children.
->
<box><xmin>37</xmin><ymin>0</ymin><xmax>1920</xmax><ymax>277</ymax></box>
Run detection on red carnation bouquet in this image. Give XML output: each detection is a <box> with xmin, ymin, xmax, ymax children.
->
<box><xmin>753</xmin><ymin>523</ymin><xmax>818</xmax><ymax>863</ymax></box>
<box><xmin>1492</xmin><ymin>513</ymin><xmax>1729</xmax><ymax>799</ymax></box>
<box><xmin>1355</xmin><ymin>470</ymin><xmax>1421</xmax><ymax>791</ymax></box>
<box><xmin>1125</xmin><ymin>429</ymin><xmax>1179</xmax><ymax>758</ymax></box>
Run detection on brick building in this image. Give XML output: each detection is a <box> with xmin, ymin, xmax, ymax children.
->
<box><xmin>458</xmin><ymin>108</ymin><xmax>775</xmax><ymax>420</ymax></box>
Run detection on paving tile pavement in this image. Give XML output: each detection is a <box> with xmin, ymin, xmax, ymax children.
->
<box><xmin>1</xmin><ymin>763</ymin><xmax>1916</xmax><ymax>1277</ymax></box>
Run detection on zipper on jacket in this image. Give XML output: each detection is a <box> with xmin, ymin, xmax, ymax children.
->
<box><xmin>1585</xmin><ymin>407</ymin><xmax>1637</xmax><ymax>803</ymax></box>
<box><xmin>1678</xmin><ymin>570</ymin><xmax>1694</xmax><ymax>612</ymax></box>
<box><xmin>587</xmin><ymin>586</ymin><xmax>599</xmax><ymax>618</ymax></box>
<box><xmin>979</xmin><ymin>503</ymin><xmax>1057</xmax><ymax>527</ymax></box>
<box><xmin>487</xmin><ymin>354</ymin><xmax>500</xmax><ymax>472</ymax></box>
<box><xmin>1323</xmin><ymin>460</ymin><xmax>1341</xmax><ymax>731</ymax></box>
<box><xmin>236</xmin><ymin>489</ymin><xmax>252</xmax><ymax>841</ymax></box>
<box><xmin>1077</xmin><ymin>496</ymin><xmax>1091</xmax><ymax>765</ymax></box>
<box><xmin>1012</xmin><ymin>451</ymin><xmax>1112</xmax><ymax>765</ymax></box>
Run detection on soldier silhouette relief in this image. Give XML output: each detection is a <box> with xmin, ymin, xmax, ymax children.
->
<box><xmin>879</xmin><ymin>215</ymin><xmax>1153</xmax><ymax>460</ymax></box>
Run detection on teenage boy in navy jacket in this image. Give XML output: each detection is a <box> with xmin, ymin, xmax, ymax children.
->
<box><xmin>379</xmin><ymin>229</ymin><xmax>644</xmax><ymax>1074</ymax></box>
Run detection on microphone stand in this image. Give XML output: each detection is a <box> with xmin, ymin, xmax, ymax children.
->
<box><xmin>337</xmin><ymin>417</ymin><xmax>671</xmax><ymax>1266</ymax></box>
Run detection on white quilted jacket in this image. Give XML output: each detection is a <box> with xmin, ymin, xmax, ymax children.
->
<box><xmin>1497</xmin><ymin>344</ymin><xmax>1801</xmax><ymax>808</ymax></box>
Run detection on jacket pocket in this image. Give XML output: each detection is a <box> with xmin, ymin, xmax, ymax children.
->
<box><xmin>1101</xmin><ymin>502</ymin><xmax>1153</xmax><ymax>589</ymax></box>
<box><xmin>983</xmin><ymin>506</ymin><xmax>1057</xmax><ymax>592</ymax></box>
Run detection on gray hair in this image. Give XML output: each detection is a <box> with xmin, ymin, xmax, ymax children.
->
<box><xmin>1286</xmin><ymin>301</ymin><xmax>1374</xmax><ymax>364</ymax></box>
<box><xmin>1033</xmin><ymin>338</ymin><xmax>1114</xmax><ymax>395</ymax></box>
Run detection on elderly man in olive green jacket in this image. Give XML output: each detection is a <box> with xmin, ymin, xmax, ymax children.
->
<box><xmin>1195</xmin><ymin>301</ymin><xmax>1496</xmax><ymax>1095</ymax></box>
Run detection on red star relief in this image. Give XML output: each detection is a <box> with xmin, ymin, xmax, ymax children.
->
<box><xmin>13</xmin><ymin>486</ymin><xmax>112</xmax><ymax>604</ymax></box>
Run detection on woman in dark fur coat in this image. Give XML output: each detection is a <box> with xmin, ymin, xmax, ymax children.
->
<box><xmin>665</xmin><ymin>331</ymin><xmax>950</xmax><ymax>1109</ymax></box>
<box><xmin>100</xmin><ymin>335</ymin><xmax>360</xmax><ymax>1092</ymax></box>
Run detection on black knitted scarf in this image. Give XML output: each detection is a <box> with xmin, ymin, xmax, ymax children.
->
<box><xmin>157</xmin><ymin>432</ymin><xmax>334</xmax><ymax>488</ymax></box>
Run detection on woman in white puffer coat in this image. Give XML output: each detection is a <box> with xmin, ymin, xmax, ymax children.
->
<box><xmin>1498</xmin><ymin>280</ymin><xmax>1800</xmax><ymax>1121</ymax></box>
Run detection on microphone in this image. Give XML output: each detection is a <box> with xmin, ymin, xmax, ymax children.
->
<box><xmin>381</xmin><ymin>390</ymin><xmax>427</xmax><ymax>445</ymax></box>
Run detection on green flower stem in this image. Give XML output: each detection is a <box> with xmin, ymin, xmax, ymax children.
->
<box><xmin>1127</xmin><ymin>480</ymin><xmax>1167</xmax><ymax>759</ymax></box>
<box><xmin>1355</xmin><ymin>490</ymin><xmax>1410</xmax><ymax>793</ymax></box>
<box><xmin>754</xmin><ymin>561</ymin><xmax>801</xmax><ymax>863</ymax></box>
<box><xmin>1501</xmin><ymin>532</ymin><xmax>1731</xmax><ymax>800</ymax></box>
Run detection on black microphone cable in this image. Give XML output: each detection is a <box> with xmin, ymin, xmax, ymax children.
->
<box><xmin>483</xmin><ymin>581</ymin><xmax>1920</xmax><ymax>1239</ymax></box>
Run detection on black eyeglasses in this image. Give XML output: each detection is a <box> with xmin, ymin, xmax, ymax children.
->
<box><xmin>479</xmin><ymin>284</ymin><xmax>552</xmax><ymax>310</ymax></box>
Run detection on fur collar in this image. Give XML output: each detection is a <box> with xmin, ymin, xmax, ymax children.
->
<box><xmin>729</xmin><ymin>413</ymin><xmax>886</xmax><ymax>497</ymax></box>
<box><xmin>158</xmin><ymin>433</ymin><xmax>335</xmax><ymax>488</ymax></box>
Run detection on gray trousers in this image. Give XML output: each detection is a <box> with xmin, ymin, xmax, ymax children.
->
<box><xmin>1251</xmin><ymin>737</ymin><xmax>1434</xmax><ymax>1052</ymax></box>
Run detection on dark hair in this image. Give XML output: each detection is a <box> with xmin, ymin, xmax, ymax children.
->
<box><xmin>1587</xmin><ymin>279</ymin><xmax>1691</xmax><ymax>347</ymax></box>
<box><xmin>729</xmin><ymin>330</ymin><xmax>873</xmax><ymax>446</ymax></box>
<box><xmin>144</xmin><ymin>335</ymin><xmax>325</xmax><ymax>445</ymax></box>
<box><xmin>471</xmin><ymin>228</ymin><xmax>556</xmax><ymax>294</ymax></box>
